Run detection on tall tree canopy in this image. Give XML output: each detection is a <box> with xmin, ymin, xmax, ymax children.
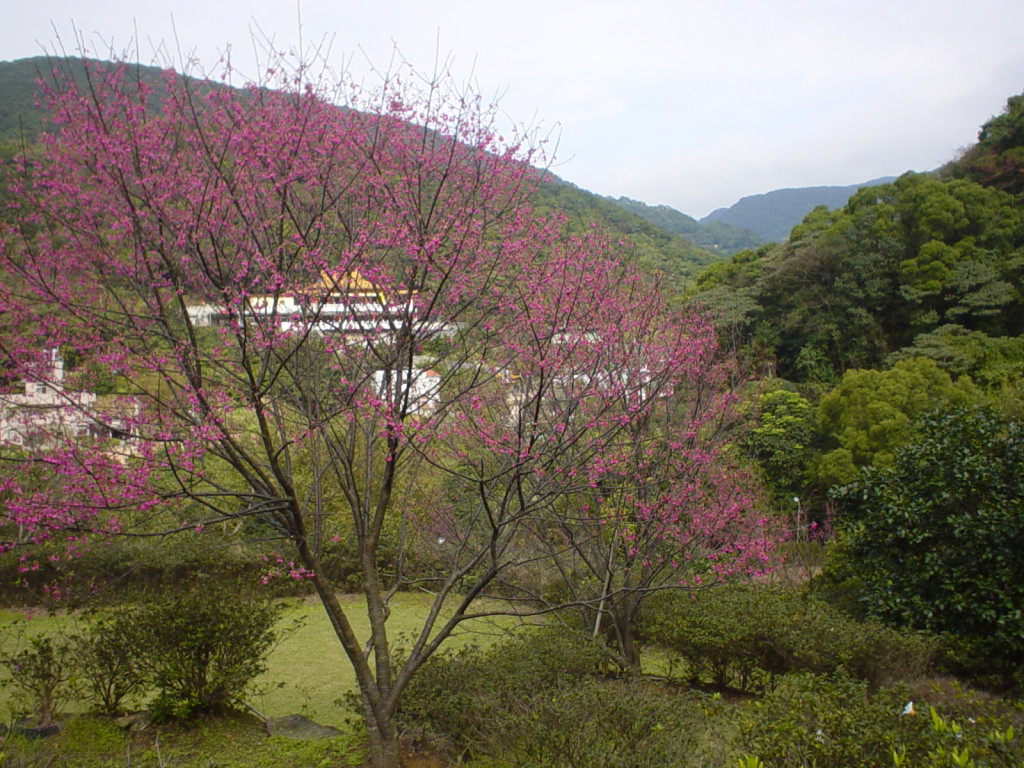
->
<box><xmin>946</xmin><ymin>91</ymin><xmax>1024</xmax><ymax>198</ymax></box>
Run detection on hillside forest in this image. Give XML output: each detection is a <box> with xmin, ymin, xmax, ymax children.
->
<box><xmin>0</xmin><ymin>53</ymin><xmax>1022</xmax><ymax>768</ymax></box>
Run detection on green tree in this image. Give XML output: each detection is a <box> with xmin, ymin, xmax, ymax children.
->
<box><xmin>813</xmin><ymin>357</ymin><xmax>978</xmax><ymax>486</ymax></box>
<box><xmin>829</xmin><ymin>407</ymin><xmax>1024</xmax><ymax>682</ymax></box>
<box><xmin>889</xmin><ymin>323</ymin><xmax>1024</xmax><ymax>396</ymax></box>
<box><xmin>692</xmin><ymin>169</ymin><xmax>1024</xmax><ymax>386</ymax></box>
<box><xmin>753</xmin><ymin>203</ymin><xmax>896</xmax><ymax>382</ymax></box>
<box><xmin>946</xmin><ymin>91</ymin><xmax>1024</xmax><ymax>197</ymax></box>
<box><xmin>742</xmin><ymin>385</ymin><xmax>813</xmax><ymax>504</ymax></box>
<box><xmin>895</xmin><ymin>176</ymin><xmax>1024</xmax><ymax>335</ymax></box>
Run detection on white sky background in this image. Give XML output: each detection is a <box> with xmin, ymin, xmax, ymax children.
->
<box><xmin>2</xmin><ymin>0</ymin><xmax>1023</xmax><ymax>218</ymax></box>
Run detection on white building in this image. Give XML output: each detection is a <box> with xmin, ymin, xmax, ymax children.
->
<box><xmin>371</xmin><ymin>367</ymin><xmax>441</xmax><ymax>416</ymax></box>
<box><xmin>0</xmin><ymin>350</ymin><xmax>101</xmax><ymax>449</ymax></box>
<box><xmin>186</xmin><ymin>270</ymin><xmax>418</xmax><ymax>343</ymax></box>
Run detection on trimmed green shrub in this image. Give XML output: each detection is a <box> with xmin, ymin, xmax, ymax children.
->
<box><xmin>742</xmin><ymin>673</ymin><xmax>930</xmax><ymax>768</ymax></box>
<box><xmin>398</xmin><ymin>626</ymin><xmax>611</xmax><ymax>756</ymax></box>
<box><xmin>743</xmin><ymin>673</ymin><xmax>1024</xmax><ymax>768</ymax></box>
<box><xmin>398</xmin><ymin>626</ymin><xmax>716</xmax><ymax>767</ymax></box>
<box><xmin>637</xmin><ymin>584</ymin><xmax>770</xmax><ymax>689</ymax></box>
<box><xmin>501</xmin><ymin>677</ymin><xmax>709</xmax><ymax>768</ymax></box>
<box><xmin>75</xmin><ymin>611</ymin><xmax>145</xmax><ymax>716</ymax></box>
<box><xmin>637</xmin><ymin>584</ymin><xmax>935</xmax><ymax>691</ymax></box>
<box><xmin>124</xmin><ymin>586</ymin><xmax>284</xmax><ymax>720</ymax></box>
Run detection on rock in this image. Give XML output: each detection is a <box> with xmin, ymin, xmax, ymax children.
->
<box><xmin>266</xmin><ymin>713</ymin><xmax>343</xmax><ymax>741</ymax></box>
<box><xmin>115</xmin><ymin>712</ymin><xmax>151</xmax><ymax>732</ymax></box>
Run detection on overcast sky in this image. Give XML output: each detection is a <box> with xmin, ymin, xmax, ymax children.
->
<box><xmin>3</xmin><ymin>0</ymin><xmax>1023</xmax><ymax>218</ymax></box>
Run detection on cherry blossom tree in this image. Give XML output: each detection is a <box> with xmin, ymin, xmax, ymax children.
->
<box><xmin>0</xmin><ymin>53</ymin><xmax>770</xmax><ymax>767</ymax></box>
<box><xmin>520</xmin><ymin>310</ymin><xmax>777</xmax><ymax>668</ymax></box>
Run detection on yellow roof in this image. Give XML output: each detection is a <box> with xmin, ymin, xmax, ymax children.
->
<box><xmin>320</xmin><ymin>270</ymin><xmax>377</xmax><ymax>294</ymax></box>
<box><xmin>318</xmin><ymin>270</ymin><xmax>416</xmax><ymax>299</ymax></box>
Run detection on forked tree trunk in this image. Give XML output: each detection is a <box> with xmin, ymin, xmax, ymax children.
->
<box><xmin>602</xmin><ymin>598</ymin><xmax>642</xmax><ymax>670</ymax></box>
<box><xmin>298</xmin><ymin>545</ymin><xmax>403</xmax><ymax>768</ymax></box>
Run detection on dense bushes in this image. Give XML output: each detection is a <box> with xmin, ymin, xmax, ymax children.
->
<box><xmin>637</xmin><ymin>583</ymin><xmax>936</xmax><ymax>691</ymax></box>
<box><xmin>397</xmin><ymin>617</ymin><xmax>1020</xmax><ymax>768</ymax></box>
<box><xmin>742</xmin><ymin>673</ymin><xmax>1024</xmax><ymax>768</ymax></box>
<box><xmin>397</xmin><ymin>626</ymin><xmax>716</xmax><ymax>767</ymax></box>
<box><xmin>742</xmin><ymin>673</ymin><xmax>927</xmax><ymax>767</ymax></box>
<box><xmin>500</xmin><ymin>677</ymin><xmax>711</xmax><ymax>768</ymax></box>
<box><xmin>827</xmin><ymin>407</ymin><xmax>1024</xmax><ymax>688</ymax></box>
<box><xmin>1</xmin><ymin>586</ymin><xmax>284</xmax><ymax>722</ymax></box>
<box><xmin>2</xmin><ymin>586</ymin><xmax>1020</xmax><ymax>767</ymax></box>
<box><xmin>397</xmin><ymin>627</ymin><xmax>611</xmax><ymax>755</ymax></box>
<box><xmin>0</xmin><ymin>532</ymin><xmax>310</xmax><ymax>607</ymax></box>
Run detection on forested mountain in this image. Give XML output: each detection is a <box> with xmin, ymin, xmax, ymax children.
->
<box><xmin>689</xmin><ymin>92</ymin><xmax>1024</xmax><ymax>390</ymax></box>
<box><xmin>0</xmin><ymin>56</ymin><xmax>719</xmax><ymax>295</ymax></box>
<box><xmin>609</xmin><ymin>177</ymin><xmax>902</xmax><ymax>254</ymax></box>
<box><xmin>608</xmin><ymin>196</ymin><xmax>764</xmax><ymax>255</ymax></box>
<box><xmin>0</xmin><ymin>57</ymin><xmax>177</xmax><ymax>143</ymax></box>
<box><xmin>532</xmin><ymin>179</ymin><xmax>721</xmax><ymax>287</ymax></box>
<box><xmin>700</xmin><ymin>178</ymin><xmax>898</xmax><ymax>242</ymax></box>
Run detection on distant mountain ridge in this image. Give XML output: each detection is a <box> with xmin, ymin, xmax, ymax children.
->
<box><xmin>0</xmin><ymin>57</ymin><xmax>177</xmax><ymax>143</ymax></box>
<box><xmin>608</xmin><ymin>197</ymin><xmax>764</xmax><ymax>256</ymax></box>
<box><xmin>0</xmin><ymin>57</ymin><xmax>904</xmax><ymax>278</ymax></box>
<box><xmin>700</xmin><ymin>179</ymin><xmax>898</xmax><ymax>242</ymax></box>
<box><xmin>608</xmin><ymin>178</ymin><xmax>901</xmax><ymax>253</ymax></box>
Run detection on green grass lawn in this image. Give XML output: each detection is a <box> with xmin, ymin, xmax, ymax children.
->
<box><xmin>0</xmin><ymin>591</ymin><xmax>527</xmax><ymax>728</ymax></box>
<box><xmin>251</xmin><ymin>591</ymin><xmax>523</xmax><ymax>727</ymax></box>
<box><xmin>0</xmin><ymin>712</ymin><xmax>370</xmax><ymax>768</ymax></box>
<box><xmin>0</xmin><ymin>592</ymin><xmax>528</xmax><ymax>766</ymax></box>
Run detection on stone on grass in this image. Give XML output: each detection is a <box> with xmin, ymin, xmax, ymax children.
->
<box><xmin>267</xmin><ymin>713</ymin><xmax>343</xmax><ymax>741</ymax></box>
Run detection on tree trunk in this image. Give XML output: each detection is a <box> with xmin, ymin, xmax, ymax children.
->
<box><xmin>362</xmin><ymin>696</ymin><xmax>402</xmax><ymax>768</ymax></box>
<box><xmin>615</xmin><ymin>610</ymin><xmax>642</xmax><ymax>670</ymax></box>
<box><xmin>604</xmin><ymin>601</ymin><xmax>642</xmax><ymax>670</ymax></box>
<box><xmin>299</xmin><ymin>547</ymin><xmax>402</xmax><ymax>768</ymax></box>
